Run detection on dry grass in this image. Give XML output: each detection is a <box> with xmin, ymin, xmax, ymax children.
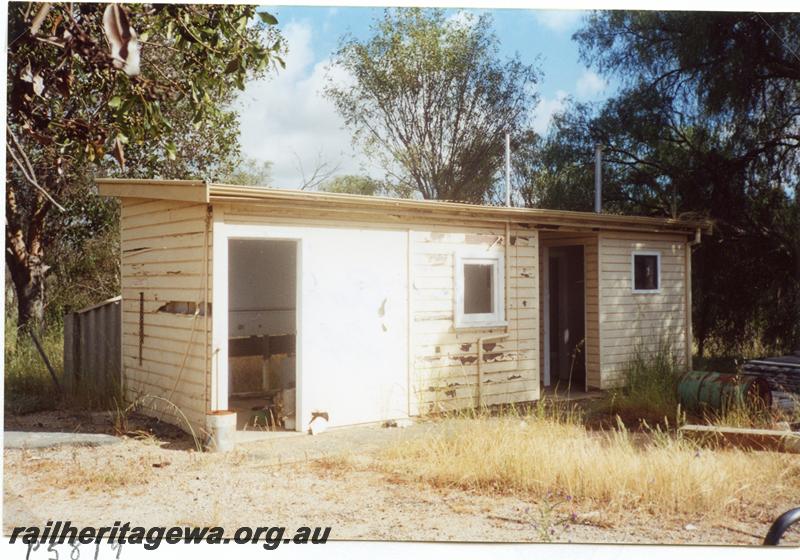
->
<box><xmin>24</xmin><ymin>453</ymin><xmax>153</xmax><ymax>492</ymax></box>
<box><xmin>381</xmin><ymin>412</ymin><xmax>800</xmax><ymax>520</ymax></box>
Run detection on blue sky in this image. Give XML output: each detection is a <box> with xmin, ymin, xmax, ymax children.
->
<box><xmin>238</xmin><ymin>6</ymin><xmax>608</xmax><ymax>187</ymax></box>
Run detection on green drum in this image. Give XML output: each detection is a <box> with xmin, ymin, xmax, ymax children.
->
<box><xmin>678</xmin><ymin>371</ymin><xmax>772</xmax><ymax>413</ymax></box>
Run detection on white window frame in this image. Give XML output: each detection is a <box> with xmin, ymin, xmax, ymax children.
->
<box><xmin>631</xmin><ymin>250</ymin><xmax>661</xmax><ymax>294</ymax></box>
<box><xmin>454</xmin><ymin>250</ymin><xmax>506</xmax><ymax>328</ymax></box>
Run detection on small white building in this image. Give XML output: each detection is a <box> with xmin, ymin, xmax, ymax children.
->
<box><xmin>98</xmin><ymin>179</ymin><xmax>709</xmax><ymax>435</ymax></box>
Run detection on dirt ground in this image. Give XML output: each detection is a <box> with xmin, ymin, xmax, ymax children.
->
<box><xmin>3</xmin><ymin>409</ymin><xmax>799</xmax><ymax>545</ymax></box>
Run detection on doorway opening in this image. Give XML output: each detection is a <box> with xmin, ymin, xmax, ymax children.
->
<box><xmin>228</xmin><ymin>239</ymin><xmax>298</xmax><ymax>431</ymax></box>
<box><xmin>544</xmin><ymin>245</ymin><xmax>586</xmax><ymax>390</ymax></box>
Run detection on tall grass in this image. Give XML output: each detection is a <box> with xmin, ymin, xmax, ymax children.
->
<box><xmin>5</xmin><ymin>316</ymin><xmax>123</xmax><ymax>414</ymax></box>
<box><xmin>593</xmin><ymin>340</ymin><xmax>683</xmax><ymax>427</ymax></box>
<box><xmin>4</xmin><ymin>319</ymin><xmax>64</xmax><ymax>414</ymax></box>
<box><xmin>382</xmin><ymin>409</ymin><xmax>800</xmax><ymax>518</ymax></box>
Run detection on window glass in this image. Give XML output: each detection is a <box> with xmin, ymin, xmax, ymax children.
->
<box><xmin>634</xmin><ymin>254</ymin><xmax>659</xmax><ymax>291</ymax></box>
<box><xmin>463</xmin><ymin>263</ymin><xmax>493</xmax><ymax>314</ymax></box>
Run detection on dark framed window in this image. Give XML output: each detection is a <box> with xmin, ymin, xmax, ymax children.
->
<box><xmin>455</xmin><ymin>252</ymin><xmax>505</xmax><ymax>328</ymax></box>
<box><xmin>632</xmin><ymin>252</ymin><xmax>660</xmax><ymax>292</ymax></box>
<box><xmin>463</xmin><ymin>263</ymin><xmax>493</xmax><ymax>314</ymax></box>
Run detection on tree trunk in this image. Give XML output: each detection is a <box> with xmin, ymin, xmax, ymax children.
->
<box><xmin>6</xmin><ymin>181</ymin><xmax>49</xmax><ymax>332</ymax></box>
<box><xmin>6</xmin><ymin>251</ymin><xmax>48</xmax><ymax>331</ymax></box>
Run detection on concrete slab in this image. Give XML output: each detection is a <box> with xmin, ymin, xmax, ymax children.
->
<box><xmin>4</xmin><ymin>431</ymin><xmax>121</xmax><ymax>449</ymax></box>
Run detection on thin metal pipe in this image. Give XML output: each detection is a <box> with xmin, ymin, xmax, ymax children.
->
<box><xmin>505</xmin><ymin>133</ymin><xmax>511</xmax><ymax>207</ymax></box>
<box><xmin>594</xmin><ymin>144</ymin><xmax>603</xmax><ymax>213</ymax></box>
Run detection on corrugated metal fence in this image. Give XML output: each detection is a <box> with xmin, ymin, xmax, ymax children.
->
<box><xmin>63</xmin><ymin>296</ymin><xmax>121</xmax><ymax>396</ymax></box>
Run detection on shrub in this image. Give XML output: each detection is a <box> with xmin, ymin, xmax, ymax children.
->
<box><xmin>592</xmin><ymin>339</ymin><xmax>683</xmax><ymax>427</ymax></box>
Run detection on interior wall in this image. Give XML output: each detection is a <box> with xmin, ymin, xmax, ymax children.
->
<box><xmin>548</xmin><ymin>245</ymin><xmax>586</xmax><ymax>388</ymax></box>
<box><xmin>227</xmin><ymin>239</ymin><xmax>297</xmax><ymax>430</ymax></box>
<box><xmin>228</xmin><ymin>239</ymin><xmax>296</xmax><ymax>337</ymax></box>
<box><xmin>539</xmin><ymin>232</ymin><xmax>600</xmax><ymax>390</ymax></box>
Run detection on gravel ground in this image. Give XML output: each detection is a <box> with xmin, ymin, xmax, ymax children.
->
<box><xmin>3</xmin><ymin>410</ymin><xmax>798</xmax><ymax>545</ymax></box>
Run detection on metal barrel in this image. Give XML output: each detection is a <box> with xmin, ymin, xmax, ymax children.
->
<box><xmin>678</xmin><ymin>371</ymin><xmax>772</xmax><ymax>413</ymax></box>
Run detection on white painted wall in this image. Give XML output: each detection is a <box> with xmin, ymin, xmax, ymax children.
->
<box><xmin>217</xmin><ymin>222</ymin><xmax>409</xmax><ymax>430</ymax></box>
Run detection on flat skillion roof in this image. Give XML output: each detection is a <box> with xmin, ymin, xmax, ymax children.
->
<box><xmin>96</xmin><ymin>178</ymin><xmax>712</xmax><ymax>235</ymax></box>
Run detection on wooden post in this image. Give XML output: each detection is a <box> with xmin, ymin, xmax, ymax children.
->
<box><xmin>30</xmin><ymin>330</ymin><xmax>61</xmax><ymax>392</ymax></box>
<box><xmin>138</xmin><ymin>291</ymin><xmax>144</xmax><ymax>365</ymax></box>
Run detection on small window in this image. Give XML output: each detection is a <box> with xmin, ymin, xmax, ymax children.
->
<box><xmin>632</xmin><ymin>251</ymin><xmax>660</xmax><ymax>293</ymax></box>
<box><xmin>455</xmin><ymin>252</ymin><xmax>505</xmax><ymax>328</ymax></box>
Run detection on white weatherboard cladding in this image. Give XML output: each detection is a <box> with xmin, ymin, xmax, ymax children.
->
<box><xmin>221</xmin><ymin>223</ymin><xmax>408</xmax><ymax>430</ymax></box>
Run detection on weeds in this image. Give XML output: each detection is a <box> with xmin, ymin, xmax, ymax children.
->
<box><xmin>4</xmin><ymin>319</ymin><xmax>63</xmax><ymax>414</ymax></box>
<box><xmin>593</xmin><ymin>339</ymin><xmax>683</xmax><ymax>427</ymax></box>
<box><xmin>5</xmin><ymin>316</ymin><xmax>124</xmax><ymax>413</ymax></box>
<box><xmin>381</xmin><ymin>406</ymin><xmax>800</xmax><ymax>519</ymax></box>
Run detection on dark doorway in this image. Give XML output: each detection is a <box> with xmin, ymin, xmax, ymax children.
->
<box><xmin>546</xmin><ymin>245</ymin><xmax>585</xmax><ymax>390</ymax></box>
<box><xmin>228</xmin><ymin>239</ymin><xmax>298</xmax><ymax>431</ymax></box>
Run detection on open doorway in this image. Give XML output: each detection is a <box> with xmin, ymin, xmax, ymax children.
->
<box><xmin>228</xmin><ymin>239</ymin><xmax>298</xmax><ymax>431</ymax></box>
<box><xmin>544</xmin><ymin>245</ymin><xmax>585</xmax><ymax>390</ymax></box>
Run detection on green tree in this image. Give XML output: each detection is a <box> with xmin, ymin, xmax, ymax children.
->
<box><xmin>6</xmin><ymin>3</ymin><xmax>283</xmax><ymax>329</ymax></box>
<box><xmin>539</xmin><ymin>11</ymin><xmax>800</xmax><ymax>355</ymax></box>
<box><xmin>326</xmin><ymin>8</ymin><xmax>540</xmax><ymax>202</ymax></box>
<box><xmin>220</xmin><ymin>157</ymin><xmax>273</xmax><ymax>187</ymax></box>
<box><xmin>320</xmin><ymin>175</ymin><xmax>385</xmax><ymax>196</ymax></box>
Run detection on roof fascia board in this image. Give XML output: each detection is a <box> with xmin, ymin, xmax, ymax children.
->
<box><xmin>97</xmin><ymin>178</ymin><xmax>209</xmax><ymax>203</ymax></box>
<box><xmin>209</xmin><ymin>190</ymin><xmax>708</xmax><ymax>234</ymax></box>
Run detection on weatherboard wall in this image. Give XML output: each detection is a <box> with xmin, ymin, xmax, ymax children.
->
<box><xmin>119</xmin><ymin>198</ymin><xmax>212</xmax><ymax>434</ymax></box>
<box><xmin>598</xmin><ymin>232</ymin><xmax>689</xmax><ymax>388</ymax></box>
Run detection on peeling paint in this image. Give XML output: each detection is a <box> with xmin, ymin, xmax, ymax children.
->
<box><xmin>425</xmin><ymin>254</ymin><xmax>448</xmax><ymax>265</ymax></box>
<box><xmin>458</xmin><ymin>355</ymin><xmax>478</xmax><ymax>365</ymax></box>
<box><xmin>123</xmin><ymin>246</ymin><xmax>150</xmax><ymax>254</ymax></box>
<box><xmin>157</xmin><ymin>301</ymin><xmax>209</xmax><ymax>316</ymax></box>
<box><xmin>460</xmin><ymin>343</ymin><xmax>472</xmax><ymax>352</ymax></box>
<box><xmin>464</xmin><ymin>233</ymin><xmax>499</xmax><ymax>245</ymax></box>
<box><xmin>481</xmin><ymin>341</ymin><xmax>497</xmax><ymax>352</ymax></box>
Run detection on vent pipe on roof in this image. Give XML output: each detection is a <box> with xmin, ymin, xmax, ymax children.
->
<box><xmin>505</xmin><ymin>132</ymin><xmax>511</xmax><ymax>207</ymax></box>
<box><xmin>594</xmin><ymin>143</ymin><xmax>603</xmax><ymax>213</ymax></box>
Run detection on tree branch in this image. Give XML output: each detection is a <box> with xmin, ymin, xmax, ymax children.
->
<box><xmin>6</xmin><ymin>130</ymin><xmax>66</xmax><ymax>212</ymax></box>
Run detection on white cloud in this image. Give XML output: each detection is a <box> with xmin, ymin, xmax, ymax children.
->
<box><xmin>534</xmin><ymin>10</ymin><xmax>584</xmax><ymax>33</ymax></box>
<box><xmin>533</xmin><ymin>90</ymin><xmax>568</xmax><ymax>135</ymax></box>
<box><xmin>235</xmin><ymin>21</ymin><xmax>377</xmax><ymax>188</ymax></box>
<box><xmin>575</xmin><ymin>69</ymin><xmax>606</xmax><ymax>99</ymax></box>
<box><xmin>446</xmin><ymin>9</ymin><xmax>482</xmax><ymax>29</ymax></box>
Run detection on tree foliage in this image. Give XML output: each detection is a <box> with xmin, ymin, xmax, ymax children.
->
<box><xmin>326</xmin><ymin>8</ymin><xmax>540</xmax><ymax>202</ymax></box>
<box><xmin>318</xmin><ymin>174</ymin><xmax>414</xmax><ymax>197</ymax></box>
<box><xmin>219</xmin><ymin>157</ymin><xmax>273</xmax><ymax>187</ymax></box>
<box><xmin>530</xmin><ymin>11</ymin><xmax>800</xmax><ymax>355</ymax></box>
<box><xmin>6</xmin><ymin>2</ymin><xmax>283</xmax><ymax>329</ymax></box>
